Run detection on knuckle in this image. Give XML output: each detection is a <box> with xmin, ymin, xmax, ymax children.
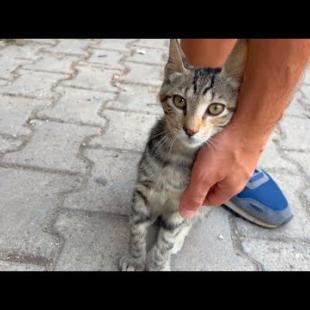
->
<box><xmin>235</xmin><ymin>182</ymin><xmax>246</xmax><ymax>194</ymax></box>
<box><xmin>188</xmin><ymin>194</ymin><xmax>205</xmax><ymax>206</ymax></box>
<box><xmin>228</xmin><ymin>175</ymin><xmax>248</xmax><ymax>194</ymax></box>
<box><xmin>244</xmin><ymin>171</ymin><xmax>252</xmax><ymax>181</ymax></box>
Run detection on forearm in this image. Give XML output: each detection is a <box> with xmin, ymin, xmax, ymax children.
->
<box><xmin>181</xmin><ymin>39</ymin><xmax>236</xmax><ymax>67</ymax></box>
<box><xmin>229</xmin><ymin>39</ymin><xmax>310</xmax><ymax>150</ymax></box>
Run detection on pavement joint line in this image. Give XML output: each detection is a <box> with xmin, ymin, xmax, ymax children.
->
<box><xmin>228</xmin><ymin>214</ymin><xmax>265</xmax><ymax>271</ymax></box>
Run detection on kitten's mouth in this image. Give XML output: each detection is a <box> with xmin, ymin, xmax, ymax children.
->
<box><xmin>178</xmin><ymin>135</ymin><xmax>204</xmax><ymax>149</ymax></box>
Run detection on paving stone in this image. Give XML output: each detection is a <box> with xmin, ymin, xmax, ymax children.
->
<box><xmin>2</xmin><ymin>121</ymin><xmax>98</xmax><ymax>173</ymax></box>
<box><xmin>284</xmin><ymin>90</ymin><xmax>309</xmax><ymax>118</ymax></box>
<box><xmin>94</xmin><ymin>39</ymin><xmax>136</xmax><ymax>51</ymax></box>
<box><xmin>0</xmin><ymin>167</ymin><xmax>77</xmax><ymax>260</ymax></box>
<box><xmin>86</xmin><ymin>49</ymin><xmax>124</xmax><ymax>69</ymax></box>
<box><xmin>127</xmin><ymin>47</ymin><xmax>167</xmax><ymax>65</ymax></box>
<box><xmin>106</xmin><ymin>84</ymin><xmax>163</xmax><ymax>115</ymax></box>
<box><xmin>305</xmin><ymin>188</ymin><xmax>310</xmax><ymax>206</ymax></box>
<box><xmin>0</xmin><ymin>40</ymin><xmax>6</xmax><ymax>48</ymax></box>
<box><xmin>299</xmin><ymin>84</ymin><xmax>310</xmax><ymax>111</ymax></box>
<box><xmin>133</xmin><ymin>39</ymin><xmax>169</xmax><ymax>50</ymax></box>
<box><xmin>63</xmin><ymin>148</ymin><xmax>141</xmax><ymax>215</ymax></box>
<box><xmin>0</xmin><ymin>55</ymin><xmax>31</xmax><ymax>80</ymax></box>
<box><xmin>41</xmin><ymin>39</ymin><xmax>91</xmax><ymax>56</ymax></box>
<box><xmin>0</xmin><ymin>43</ymin><xmax>43</xmax><ymax>60</ymax></box>
<box><xmin>0</xmin><ymin>96</ymin><xmax>47</xmax><ymax>136</ymax></box>
<box><xmin>0</xmin><ymin>261</ymin><xmax>45</xmax><ymax>271</ymax></box>
<box><xmin>242</xmin><ymin>239</ymin><xmax>310</xmax><ymax>271</ymax></box>
<box><xmin>54</xmin><ymin>212</ymin><xmax>128</xmax><ymax>271</ymax></box>
<box><xmin>37</xmin><ymin>87</ymin><xmax>115</xmax><ymax>126</ymax></box>
<box><xmin>121</xmin><ymin>62</ymin><xmax>163</xmax><ymax>86</ymax></box>
<box><xmin>23</xmin><ymin>53</ymin><xmax>80</xmax><ymax>74</ymax></box>
<box><xmin>61</xmin><ymin>65</ymin><xmax>119</xmax><ymax>92</ymax></box>
<box><xmin>172</xmin><ymin>208</ymin><xmax>256</xmax><ymax>271</ymax></box>
<box><xmin>283</xmin><ymin>150</ymin><xmax>310</xmax><ymax>178</ymax></box>
<box><xmin>258</xmin><ymin>138</ymin><xmax>297</xmax><ymax>173</ymax></box>
<box><xmin>301</xmin><ymin>65</ymin><xmax>310</xmax><ymax>84</ymax></box>
<box><xmin>90</xmin><ymin>110</ymin><xmax>158</xmax><ymax>151</ymax></box>
<box><xmin>1</xmin><ymin>70</ymin><xmax>68</xmax><ymax>99</ymax></box>
<box><xmin>0</xmin><ymin>136</ymin><xmax>23</xmax><ymax>154</ymax></box>
<box><xmin>22</xmin><ymin>39</ymin><xmax>59</xmax><ymax>46</ymax></box>
<box><xmin>278</xmin><ymin>116</ymin><xmax>310</xmax><ymax>151</ymax></box>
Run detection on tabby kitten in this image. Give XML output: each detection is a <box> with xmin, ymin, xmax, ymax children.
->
<box><xmin>119</xmin><ymin>39</ymin><xmax>247</xmax><ymax>271</ymax></box>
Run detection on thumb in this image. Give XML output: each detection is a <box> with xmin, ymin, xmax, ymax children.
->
<box><xmin>179</xmin><ymin>182</ymin><xmax>212</xmax><ymax>219</ymax></box>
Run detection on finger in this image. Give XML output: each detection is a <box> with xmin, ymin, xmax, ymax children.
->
<box><xmin>204</xmin><ymin>183</ymin><xmax>242</xmax><ymax>206</ymax></box>
<box><xmin>202</xmin><ymin>185</ymin><xmax>221</xmax><ymax>206</ymax></box>
<box><xmin>179</xmin><ymin>183</ymin><xmax>212</xmax><ymax>219</ymax></box>
<box><xmin>179</xmin><ymin>208</ymin><xmax>197</xmax><ymax>219</ymax></box>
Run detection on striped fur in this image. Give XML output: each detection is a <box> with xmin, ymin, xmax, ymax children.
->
<box><xmin>119</xmin><ymin>39</ymin><xmax>247</xmax><ymax>271</ymax></box>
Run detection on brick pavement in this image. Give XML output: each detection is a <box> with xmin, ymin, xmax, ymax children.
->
<box><xmin>0</xmin><ymin>39</ymin><xmax>309</xmax><ymax>271</ymax></box>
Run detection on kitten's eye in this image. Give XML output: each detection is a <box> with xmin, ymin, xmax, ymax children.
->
<box><xmin>206</xmin><ymin>103</ymin><xmax>225</xmax><ymax>116</ymax></box>
<box><xmin>172</xmin><ymin>95</ymin><xmax>186</xmax><ymax>109</ymax></box>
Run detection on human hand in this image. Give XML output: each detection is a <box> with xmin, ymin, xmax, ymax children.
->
<box><xmin>179</xmin><ymin>123</ymin><xmax>264</xmax><ymax>219</ymax></box>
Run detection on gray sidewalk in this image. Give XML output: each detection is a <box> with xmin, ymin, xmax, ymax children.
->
<box><xmin>0</xmin><ymin>39</ymin><xmax>309</xmax><ymax>271</ymax></box>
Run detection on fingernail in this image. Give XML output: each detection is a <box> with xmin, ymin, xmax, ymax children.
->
<box><xmin>179</xmin><ymin>208</ymin><xmax>196</xmax><ymax>219</ymax></box>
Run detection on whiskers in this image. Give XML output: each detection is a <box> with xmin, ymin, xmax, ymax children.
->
<box><xmin>150</xmin><ymin>124</ymin><xmax>179</xmax><ymax>157</ymax></box>
<box><xmin>167</xmin><ymin>134</ymin><xmax>177</xmax><ymax>158</ymax></box>
<box><xmin>203</xmin><ymin>136</ymin><xmax>218</xmax><ymax>151</ymax></box>
<box><xmin>150</xmin><ymin>134</ymin><xmax>170</xmax><ymax>157</ymax></box>
<box><xmin>151</xmin><ymin>129</ymin><xmax>166</xmax><ymax>139</ymax></box>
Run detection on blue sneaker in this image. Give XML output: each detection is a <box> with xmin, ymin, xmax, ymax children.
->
<box><xmin>223</xmin><ymin>168</ymin><xmax>293</xmax><ymax>228</ymax></box>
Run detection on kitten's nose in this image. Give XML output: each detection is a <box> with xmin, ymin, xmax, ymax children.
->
<box><xmin>183</xmin><ymin>126</ymin><xmax>198</xmax><ymax>137</ymax></box>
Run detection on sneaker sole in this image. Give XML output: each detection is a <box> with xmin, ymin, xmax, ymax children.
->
<box><xmin>223</xmin><ymin>200</ymin><xmax>278</xmax><ymax>229</ymax></box>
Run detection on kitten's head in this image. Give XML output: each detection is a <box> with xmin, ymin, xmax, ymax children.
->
<box><xmin>159</xmin><ymin>39</ymin><xmax>247</xmax><ymax>149</ymax></box>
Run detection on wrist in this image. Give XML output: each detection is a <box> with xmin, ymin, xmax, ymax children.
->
<box><xmin>226</xmin><ymin>110</ymin><xmax>274</xmax><ymax>152</ymax></box>
<box><xmin>223</xmin><ymin>118</ymin><xmax>270</xmax><ymax>160</ymax></box>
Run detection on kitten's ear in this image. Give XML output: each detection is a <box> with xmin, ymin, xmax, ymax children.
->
<box><xmin>221</xmin><ymin>39</ymin><xmax>247</xmax><ymax>85</ymax></box>
<box><xmin>165</xmin><ymin>39</ymin><xmax>189</xmax><ymax>76</ymax></box>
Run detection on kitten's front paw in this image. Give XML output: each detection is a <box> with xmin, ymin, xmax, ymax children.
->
<box><xmin>119</xmin><ymin>255</ymin><xmax>145</xmax><ymax>271</ymax></box>
<box><xmin>146</xmin><ymin>254</ymin><xmax>171</xmax><ymax>271</ymax></box>
<box><xmin>146</xmin><ymin>261</ymin><xmax>171</xmax><ymax>271</ymax></box>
